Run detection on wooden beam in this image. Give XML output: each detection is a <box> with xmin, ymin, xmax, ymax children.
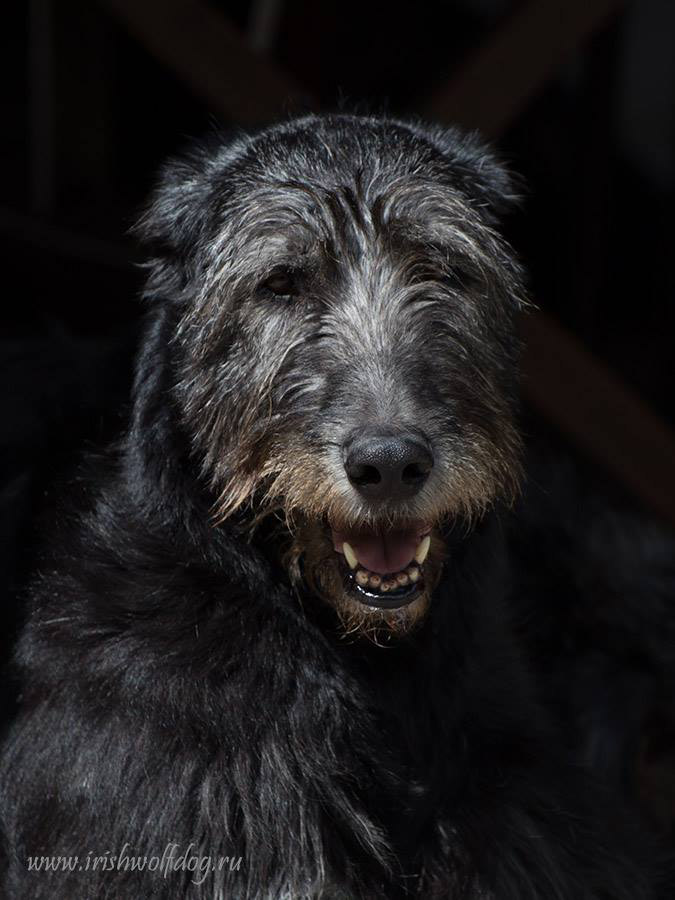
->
<box><xmin>101</xmin><ymin>0</ymin><xmax>311</xmax><ymax>125</ymax></box>
<box><xmin>28</xmin><ymin>0</ymin><xmax>55</xmax><ymax>213</ymax></box>
<box><xmin>424</xmin><ymin>0</ymin><xmax>624</xmax><ymax>138</ymax></box>
<box><xmin>522</xmin><ymin>313</ymin><xmax>675</xmax><ymax>528</ymax></box>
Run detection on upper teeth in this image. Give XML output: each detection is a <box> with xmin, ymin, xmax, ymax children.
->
<box><xmin>414</xmin><ymin>535</ymin><xmax>431</xmax><ymax>565</ymax></box>
<box><xmin>342</xmin><ymin>542</ymin><xmax>358</xmax><ymax>570</ymax></box>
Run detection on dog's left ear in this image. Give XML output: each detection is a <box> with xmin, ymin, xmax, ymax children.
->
<box><xmin>427</xmin><ymin>126</ymin><xmax>522</xmax><ymax>223</ymax></box>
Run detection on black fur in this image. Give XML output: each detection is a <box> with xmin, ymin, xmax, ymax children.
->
<box><xmin>0</xmin><ymin>114</ymin><xmax>670</xmax><ymax>898</ymax></box>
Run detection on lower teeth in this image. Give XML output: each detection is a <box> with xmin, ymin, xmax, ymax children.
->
<box><xmin>353</xmin><ymin>565</ymin><xmax>421</xmax><ymax>592</ymax></box>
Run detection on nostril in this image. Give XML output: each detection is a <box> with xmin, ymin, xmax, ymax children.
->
<box><xmin>401</xmin><ymin>462</ymin><xmax>429</xmax><ymax>485</ymax></box>
<box><xmin>347</xmin><ymin>464</ymin><xmax>382</xmax><ymax>487</ymax></box>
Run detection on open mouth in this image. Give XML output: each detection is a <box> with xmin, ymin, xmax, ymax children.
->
<box><xmin>331</xmin><ymin>524</ymin><xmax>431</xmax><ymax>610</ymax></box>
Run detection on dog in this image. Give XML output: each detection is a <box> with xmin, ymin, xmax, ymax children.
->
<box><xmin>0</xmin><ymin>114</ymin><xmax>669</xmax><ymax>898</ymax></box>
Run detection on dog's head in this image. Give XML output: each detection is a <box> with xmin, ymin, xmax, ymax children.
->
<box><xmin>138</xmin><ymin>115</ymin><xmax>526</xmax><ymax>637</ymax></box>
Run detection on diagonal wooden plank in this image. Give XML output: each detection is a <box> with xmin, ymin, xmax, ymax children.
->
<box><xmin>101</xmin><ymin>0</ymin><xmax>311</xmax><ymax>124</ymax></box>
<box><xmin>522</xmin><ymin>313</ymin><xmax>675</xmax><ymax>527</ymax></box>
<box><xmin>424</xmin><ymin>0</ymin><xmax>624</xmax><ymax>138</ymax></box>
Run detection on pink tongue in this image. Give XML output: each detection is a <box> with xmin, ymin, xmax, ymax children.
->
<box><xmin>332</xmin><ymin>528</ymin><xmax>423</xmax><ymax>575</ymax></box>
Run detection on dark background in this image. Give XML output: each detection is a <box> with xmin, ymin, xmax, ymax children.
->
<box><xmin>1</xmin><ymin>0</ymin><xmax>674</xmax><ymax>717</ymax></box>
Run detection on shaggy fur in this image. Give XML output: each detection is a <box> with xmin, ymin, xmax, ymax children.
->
<box><xmin>0</xmin><ymin>114</ymin><xmax>670</xmax><ymax>898</ymax></box>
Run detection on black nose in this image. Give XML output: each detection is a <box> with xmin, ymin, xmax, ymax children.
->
<box><xmin>342</xmin><ymin>429</ymin><xmax>433</xmax><ymax>502</ymax></box>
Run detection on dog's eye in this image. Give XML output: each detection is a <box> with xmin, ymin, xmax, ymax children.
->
<box><xmin>260</xmin><ymin>270</ymin><xmax>299</xmax><ymax>300</ymax></box>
